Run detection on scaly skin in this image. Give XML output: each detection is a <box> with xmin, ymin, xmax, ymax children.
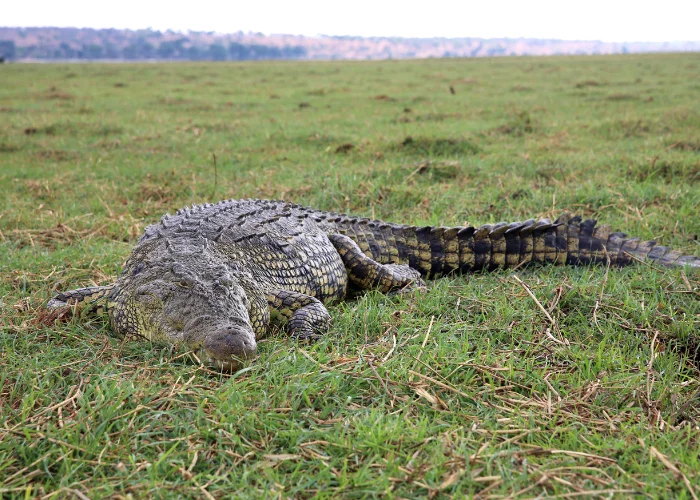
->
<box><xmin>48</xmin><ymin>199</ymin><xmax>700</xmax><ymax>371</ymax></box>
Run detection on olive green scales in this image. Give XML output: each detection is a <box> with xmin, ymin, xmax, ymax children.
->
<box><xmin>48</xmin><ymin>198</ymin><xmax>700</xmax><ymax>371</ymax></box>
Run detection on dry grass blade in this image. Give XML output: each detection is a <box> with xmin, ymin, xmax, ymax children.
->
<box><xmin>408</xmin><ymin>369</ymin><xmax>471</xmax><ymax>399</ymax></box>
<box><xmin>66</xmin><ymin>489</ymin><xmax>92</xmax><ymax>500</ymax></box>
<box><xmin>263</xmin><ymin>454</ymin><xmax>301</xmax><ymax>461</ymax></box>
<box><xmin>513</xmin><ymin>275</ymin><xmax>568</xmax><ymax>345</ymax></box>
<box><xmin>532</xmin><ymin>490</ymin><xmax>638</xmax><ymax>499</ymax></box>
<box><xmin>650</xmin><ymin>447</ymin><xmax>698</xmax><ymax>500</ymax></box>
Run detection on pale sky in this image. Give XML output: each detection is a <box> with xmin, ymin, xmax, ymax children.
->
<box><xmin>4</xmin><ymin>0</ymin><xmax>699</xmax><ymax>42</ymax></box>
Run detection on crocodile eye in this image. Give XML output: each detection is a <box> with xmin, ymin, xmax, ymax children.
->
<box><xmin>136</xmin><ymin>292</ymin><xmax>159</xmax><ymax>304</ymax></box>
<box><xmin>177</xmin><ymin>281</ymin><xmax>192</xmax><ymax>288</ymax></box>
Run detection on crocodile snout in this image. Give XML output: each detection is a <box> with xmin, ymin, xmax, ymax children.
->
<box><xmin>203</xmin><ymin>322</ymin><xmax>257</xmax><ymax>371</ymax></box>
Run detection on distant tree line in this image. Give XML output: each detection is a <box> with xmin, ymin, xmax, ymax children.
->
<box><xmin>3</xmin><ymin>27</ymin><xmax>696</xmax><ymax>61</ymax></box>
<box><xmin>0</xmin><ymin>38</ymin><xmax>307</xmax><ymax>61</ymax></box>
<box><xmin>0</xmin><ymin>40</ymin><xmax>16</xmax><ymax>60</ymax></box>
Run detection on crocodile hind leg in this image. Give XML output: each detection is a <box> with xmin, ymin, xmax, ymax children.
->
<box><xmin>328</xmin><ymin>233</ymin><xmax>426</xmax><ymax>293</ymax></box>
<box><xmin>266</xmin><ymin>290</ymin><xmax>332</xmax><ymax>340</ymax></box>
<box><xmin>48</xmin><ymin>284</ymin><xmax>116</xmax><ymax>314</ymax></box>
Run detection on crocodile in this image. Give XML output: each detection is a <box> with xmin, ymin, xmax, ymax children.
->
<box><xmin>48</xmin><ymin>198</ymin><xmax>700</xmax><ymax>371</ymax></box>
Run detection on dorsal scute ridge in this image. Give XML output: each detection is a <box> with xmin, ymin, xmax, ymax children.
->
<box><xmin>504</xmin><ymin>221</ymin><xmax>526</xmax><ymax>236</ymax></box>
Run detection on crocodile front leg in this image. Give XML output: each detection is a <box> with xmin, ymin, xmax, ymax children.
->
<box><xmin>328</xmin><ymin>233</ymin><xmax>425</xmax><ymax>293</ymax></box>
<box><xmin>266</xmin><ymin>290</ymin><xmax>332</xmax><ymax>340</ymax></box>
<box><xmin>48</xmin><ymin>284</ymin><xmax>117</xmax><ymax>313</ymax></box>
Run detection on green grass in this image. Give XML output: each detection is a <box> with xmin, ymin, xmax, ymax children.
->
<box><xmin>1</xmin><ymin>54</ymin><xmax>699</xmax><ymax>498</ymax></box>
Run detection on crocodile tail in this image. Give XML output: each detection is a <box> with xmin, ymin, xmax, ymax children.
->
<box><xmin>339</xmin><ymin>214</ymin><xmax>699</xmax><ymax>278</ymax></box>
<box><xmin>549</xmin><ymin>213</ymin><xmax>699</xmax><ymax>270</ymax></box>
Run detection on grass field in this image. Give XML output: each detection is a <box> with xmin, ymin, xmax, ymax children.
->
<box><xmin>1</xmin><ymin>53</ymin><xmax>699</xmax><ymax>498</ymax></box>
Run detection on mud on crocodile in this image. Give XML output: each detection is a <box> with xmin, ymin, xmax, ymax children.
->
<box><xmin>48</xmin><ymin>198</ymin><xmax>700</xmax><ymax>371</ymax></box>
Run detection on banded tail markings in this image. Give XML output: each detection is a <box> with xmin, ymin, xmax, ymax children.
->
<box><xmin>335</xmin><ymin>212</ymin><xmax>700</xmax><ymax>276</ymax></box>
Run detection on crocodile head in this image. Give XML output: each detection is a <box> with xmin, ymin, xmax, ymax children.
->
<box><xmin>110</xmin><ymin>242</ymin><xmax>258</xmax><ymax>371</ymax></box>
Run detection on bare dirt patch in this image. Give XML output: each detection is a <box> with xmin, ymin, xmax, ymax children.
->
<box><xmin>395</xmin><ymin>136</ymin><xmax>480</xmax><ymax>156</ymax></box>
<box><xmin>574</xmin><ymin>80</ymin><xmax>603</xmax><ymax>88</ymax></box>
<box><xmin>492</xmin><ymin>111</ymin><xmax>536</xmax><ymax>136</ymax></box>
<box><xmin>39</xmin><ymin>86</ymin><xmax>76</xmax><ymax>100</ymax></box>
